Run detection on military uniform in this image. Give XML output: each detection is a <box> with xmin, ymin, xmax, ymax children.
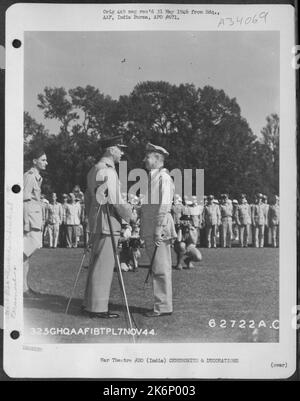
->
<box><xmin>204</xmin><ymin>201</ymin><xmax>220</xmax><ymax>248</ymax></box>
<box><xmin>140</xmin><ymin>144</ymin><xmax>177</xmax><ymax>315</ymax></box>
<box><xmin>140</xmin><ymin>167</ymin><xmax>176</xmax><ymax>314</ymax></box>
<box><xmin>65</xmin><ymin>201</ymin><xmax>81</xmax><ymax>248</ymax></box>
<box><xmin>219</xmin><ymin>201</ymin><xmax>233</xmax><ymax>248</ymax></box>
<box><xmin>59</xmin><ymin>197</ymin><xmax>68</xmax><ymax>247</ymax></box>
<box><xmin>83</xmin><ymin>157</ymin><xmax>133</xmax><ymax>313</ymax></box>
<box><xmin>23</xmin><ymin>167</ymin><xmax>43</xmax><ymax>292</ymax></box>
<box><xmin>236</xmin><ymin>202</ymin><xmax>251</xmax><ymax>247</ymax></box>
<box><xmin>251</xmin><ymin>201</ymin><xmax>265</xmax><ymax>248</ymax></box>
<box><xmin>263</xmin><ymin>199</ymin><xmax>270</xmax><ymax>246</ymax></box>
<box><xmin>269</xmin><ymin>199</ymin><xmax>279</xmax><ymax>247</ymax></box>
<box><xmin>47</xmin><ymin>201</ymin><xmax>63</xmax><ymax>248</ymax></box>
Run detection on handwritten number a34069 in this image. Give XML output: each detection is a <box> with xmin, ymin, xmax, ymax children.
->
<box><xmin>217</xmin><ymin>11</ymin><xmax>268</xmax><ymax>28</ymax></box>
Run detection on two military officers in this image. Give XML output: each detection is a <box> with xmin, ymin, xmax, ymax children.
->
<box><xmin>83</xmin><ymin>140</ymin><xmax>176</xmax><ymax>319</ymax></box>
<box><xmin>23</xmin><ymin>149</ymin><xmax>48</xmax><ymax>297</ymax></box>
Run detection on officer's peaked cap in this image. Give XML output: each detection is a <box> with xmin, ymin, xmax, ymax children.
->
<box><xmin>146</xmin><ymin>143</ymin><xmax>169</xmax><ymax>157</ymax></box>
<box><xmin>101</xmin><ymin>135</ymin><xmax>127</xmax><ymax>148</ymax></box>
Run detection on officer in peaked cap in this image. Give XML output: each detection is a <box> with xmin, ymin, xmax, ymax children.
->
<box><xmin>140</xmin><ymin>143</ymin><xmax>177</xmax><ymax>317</ymax></box>
<box><xmin>100</xmin><ymin>134</ymin><xmax>128</xmax><ymax>149</ymax></box>
<box><xmin>145</xmin><ymin>142</ymin><xmax>170</xmax><ymax>157</ymax></box>
<box><xmin>83</xmin><ymin>135</ymin><xmax>134</xmax><ymax>319</ymax></box>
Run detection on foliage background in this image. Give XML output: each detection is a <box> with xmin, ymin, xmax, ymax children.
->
<box><xmin>24</xmin><ymin>82</ymin><xmax>279</xmax><ymax>201</ymax></box>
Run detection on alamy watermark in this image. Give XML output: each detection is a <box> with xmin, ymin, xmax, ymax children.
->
<box><xmin>95</xmin><ymin>161</ymin><xmax>205</xmax><ymax>205</ymax></box>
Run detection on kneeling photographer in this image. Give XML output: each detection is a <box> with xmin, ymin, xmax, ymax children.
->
<box><xmin>174</xmin><ymin>215</ymin><xmax>202</xmax><ymax>270</ymax></box>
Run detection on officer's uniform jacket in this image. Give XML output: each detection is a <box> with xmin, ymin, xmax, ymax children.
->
<box><xmin>65</xmin><ymin>202</ymin><xmax>81</xmax><ymax>225</ymax></box>
<box><xmin>251</xmin><ymin>203</ymin><xmax>265</xmax><ymax>226</ymax></box>
<box><xmin>140</xmin><ymin>168</ymin><xmax>177</xmax><ymax>242</ymax></box>
<box><xmin>23</xmin><ymin>167</ymin><xmax>43</xmax><ymax>232</ymax></box>
<box><xmin>47</xmin><ymin>202</ymin><xmax>63</xmax><ymax>225</ymax></box>
<box><xmin>220</xmin><ymin>201</ymin><xmax>233</xmax><ymax>220</ymax></box>
<box><xmin>236</xmin><ymin>202</ymin><xmax>251</xmax><ymax>225</ymax></box>
<box><xmin>269</xmin><ymin>204</ymin><xmax>280</xmax><ymax>226</ymax></box>
<box><xmin>189</xmin><ymin>204</ymin><xmax>203</xmax><ymax>227</ymax></box>
<box><xmin>85</xmin><ymin>157</ymin><xmax>133</xmax><ymax>236</ymax></box>
<box><xmin>204</xmin><ymin>203</ymin><xmax>221</xmax><ymax>226</ymax></box>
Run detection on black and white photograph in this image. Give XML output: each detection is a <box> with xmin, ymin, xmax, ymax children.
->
<box><xmin>3</xmin><ymin>3</ymin><xmax>297</xmax><ymax>379</ymax></box>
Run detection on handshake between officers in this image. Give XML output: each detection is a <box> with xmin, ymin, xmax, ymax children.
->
<box><xmin>81</xmin><ymin>137</ymin><xmax>176</xmax><ymax>319</ymax></box>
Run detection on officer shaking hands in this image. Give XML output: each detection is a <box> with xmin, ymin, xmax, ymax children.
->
<box><xmin>140</xmin><ymin>143</ymin><xmax>177</xmax><ymax>318</ymax></box>
<box><xmin>83</xmin><ymin>136</ymin><xmax>134</xmax><ymax>319</ymax></box>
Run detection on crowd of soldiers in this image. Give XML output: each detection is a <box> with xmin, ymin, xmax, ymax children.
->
<box><xmin>39</xmin><ymin>185</ymin><xmax>88</xmax><ymax>249</ymax></box>
<box><xmin>171</xmin><ymin>192</ymin><xmax>280</xmax><ymax>250</ymax></box>
<box><xmin>39</xmin><ymin>187</ymin><xmax>279</xmax><ymax>255</ymax></box>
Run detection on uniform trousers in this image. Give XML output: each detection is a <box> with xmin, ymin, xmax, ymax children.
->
<box><xmin>145</xmin><ymin>238</ymin><xmax>173</xmax><ymax>314</ymax></box>
<box><xmin>220</xmin><ymin>217</ymin><xmax>232</xmax><ymax>247</ymax></box>
<box><xmin>23</xmin><ymin>229</ymin><xmax>42</xmax><ymax>292</ymax></box>
<box><xmin>66</xmin><ymin>225</ymin><xmax>79</xmax><ymax>247</ymax></box>
<box><xmin>271</xmin><ymin>225</ymin><xmax>279</xmax><ymax>247</ymax></box>
<box><xmin>84</xmin><ymin>234</ymin><xmax>119</xmax><ymax>313</ymax></box>
<box><xmin>47</xmin><ymin>223</ymin><xmax>60</xmax><ymax>247</ymax></box>
<box><xmin>253</xmin><ymin>225</ymin><xmax>264</xmax><ymax>248</ymax></box>
<box><xmin>239</xmin><ymin>224</ymin><xmax>250</xmax><ymax>247</ymax></box>
<box><xmin>206</xmin><ymin>225</ymin><xmax>217</xmax><ymax>248</ymax></box>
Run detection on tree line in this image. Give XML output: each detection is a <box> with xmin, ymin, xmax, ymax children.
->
<box><xmin>24</xmin><ymin>82</ymin><xmax>279</xmax><ymax>200</ymax></box>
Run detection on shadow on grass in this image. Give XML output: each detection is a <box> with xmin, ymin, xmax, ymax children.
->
<box><xmin>24</xmin><ymin>293</ymin><xmax>149</xmax><ymax>317</ymax></box>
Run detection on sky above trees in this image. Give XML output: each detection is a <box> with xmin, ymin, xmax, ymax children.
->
<box><xmin>24</xmin><ymin>30</ymin><xmax>279</xmax><ymax>138</ymax></box>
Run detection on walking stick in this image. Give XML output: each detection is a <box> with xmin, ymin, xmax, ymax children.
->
<box><xmin>105</xmin><ymin>203</ymin><xmax>137</xmax><ymax>343</ymax></box>
<box><xmin>144</xmin><ymin>244</ymin><xmax>158</xmax><ymax>288</ymax></box>
<box><xmin>64</xmin><ymin>204</ymin><xmax>101</xmax><ymax>315</ymax></box>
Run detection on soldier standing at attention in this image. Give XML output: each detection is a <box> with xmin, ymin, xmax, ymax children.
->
<box><xmin>65</xmin><ymin>193</ymin><xmax>81</xmax><ymax>248</ymax></box>
<box><xmin>83</xmin><ymin>136</ymin><xmax>134</xmax><ymax>319</ymax></box>
<box><xmin>46</xmin><ymin>192</ymin><xmax>63</xmax><ymax>248</ymax></box>
<box><xmin>236</xmin><ymin>194</ymin><xmax>251</xmax><ymax>247</ymax></box>
<box><xmin>262</xmin><ymin>195</ymin><xmax>270</xmax><ymax>247</ymax></box>
<box><xmin>189</xmin><ymin>195</ymin><xmax>203</xmax><ymax>246</ymax></box>
<box><xmin>219</xmin><ymin>194</ymin><xmax>233</xmax><ymax>248</ymax></box>
<box><xmin>59</xmin><ymin>194</ymin><xmax>68</xmax><ymax>247</ymax></box>
<box><xmin>269</xmin><ymin>195</ymin><xmax>280</xmax><ymax>247</ymax></box>
<box><xmin>251</xmin><ymin>193</ymin><xmax>265</xmax><ymax>248</ymax></box>
<box><xmin>199</xmin><ymin>196</ymin><xmax>207</xmax><ymax>247</ymax></box>
<box><xmin>140</xmin><ymin>143</ymin><xmax>177</xmax><ymax>317</ymax></box>
<box><xmin>23</xmin><ymin>149</ymin><xmax>48</xmax><ymax>297</ymax></box>
<box><xmin>204</xmin><ymin>195</ymin><xmax>220</xmax><ymax>248</ymax></box>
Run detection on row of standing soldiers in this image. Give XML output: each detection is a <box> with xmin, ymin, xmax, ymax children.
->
<box><xmin>39</xmin><ymin>187</ymin><xmax>88</xmax><ymax>248</ymax></box>
<box><xmin>171</xmin><ymin>193</ymin><xmax>280</xmax><ymax>249</ymax></box>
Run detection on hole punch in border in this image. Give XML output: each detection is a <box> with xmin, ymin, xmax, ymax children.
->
<box><xmin>11</xmin><ymin>184</ymin><xmax>21</xmax><ymax>194</ymax></box>
<box><xmin>10</xmin><ymin>330</ymin><xmax>20</xmax><ymax>340</ymax></box>
<box><xmin>12</xmin><ymin>39</ymin><xmax>22</xmax><ymax>48</ymax></box>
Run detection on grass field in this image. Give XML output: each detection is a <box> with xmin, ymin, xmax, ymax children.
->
<box><xmin>24</xmin><ymin>247</ymin><xmax>279</xmax><ymax>344</ymax></box>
